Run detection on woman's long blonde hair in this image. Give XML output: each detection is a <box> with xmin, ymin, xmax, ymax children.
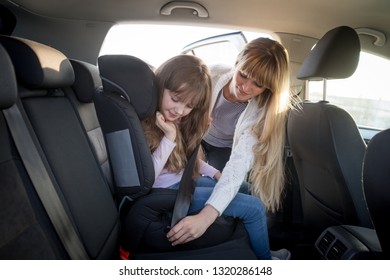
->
<box><xmin>236</xmin><ymin>38</ymin><xmax>292</xmax><ymax>213</ymax></box>
<box><xmin>142</xmin><ymin>55</ymin><xmax>212</xmax><ymax>175</ymax></box>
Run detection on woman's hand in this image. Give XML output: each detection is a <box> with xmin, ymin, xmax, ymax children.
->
<box><xmin>166</xmin><ymin>205</ymin><xmax>219</xmax><ymax>245</ymax></box>
<box><xmin>155</xmin><ymin>111</ymin><xmax>176</xmax><ymax>142</ymax></box>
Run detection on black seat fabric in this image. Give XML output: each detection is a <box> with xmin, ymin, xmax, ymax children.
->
<box><xmin>363</xmin><ymin>128</ymin><xmax>390</xmax><ymax>258</ymax></box>
<box><xmin>67</xmin><ymin>59</ymin><xmax>115</xmax><ymax>194</ymax></box>
<box><xmin>95</xmin><ymin>55</ymin><xmax>157</xmax><ymax>201</ymax></box>
<box><xmin>124</xmin><ymin>188</ymin><xmax>256</xmax><ymax>259</ymax></box>
<box><xmin>288</xmin><ymin>26</ymin><xmax>373</xmax><ymax>239</ymax></box>
<box><xmin>0</xmin><ymin>43</ymin><xmax>69</xmax><ymax>259</ymax></box>
<box><xmin>0</xmin><ymin>44</ymin><xmax>16</xmax><ymax>107</ymax></box>
<box><xmin>0</xmin><ymin>35</ymin><xmax>120</xmax><ymax>259</ymax></box>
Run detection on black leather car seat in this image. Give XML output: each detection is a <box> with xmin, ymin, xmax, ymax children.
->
<box><xmin>287</xmin><ymin>26</ymin><xmax>373</xmax><ymax>240</ymax></box>
<box><xmin>363</xmin><ymin>128</ymin><xmax>390</xmax><ymax>258</ymax></box>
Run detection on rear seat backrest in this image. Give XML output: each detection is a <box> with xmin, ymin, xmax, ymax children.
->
<box><xmin>0</xmin><ymin>35</ymin><xmax>120</xmax><ymax>259</ymax></box>
<box><xmin>67</xmin><ymin>59</ymin><xmax>115</xmax><ymax>194</ymax></box>
<box><xmin>0</xmin><ymin>44</ymin><xmax>68</xmax><ymax>259</ymax></box>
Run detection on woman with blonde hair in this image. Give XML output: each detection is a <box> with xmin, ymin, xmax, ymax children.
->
<box><xmin>166</xmin><ymin>38</ymin><xmax>292</xmax><ymax>259</ymax></box>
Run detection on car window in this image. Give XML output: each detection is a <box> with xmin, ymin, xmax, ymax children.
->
<box><xmin>181</xmin><ymin>31</ymin><xmax>273</xmax><ymax>66</ymax></box>
<box><xmin>180</xmin><ymin>31</ymin><xmax>247</xmax><ymax>66</ymax></box>
<box><xmin>99</xmin><ymin>24</ymin><xmax>269</xmax><ymax>68</ymax></box>
<box><xmin>307</xmin><ymin>51</ymin><xmax>390</xmax><ymax>131</ymax></box>
<box><xmin>184</xmin><ymin>40</ymin><xmax>240</xmax><ymax>65</ymax></box>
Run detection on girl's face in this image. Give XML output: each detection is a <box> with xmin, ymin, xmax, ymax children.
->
<box><xmin>231</xmin><ymin>70</ymin><xmax>267</xmax><ymax>102</ymax></box>
<box><xmin>160</xmin><ymin>87</ymin><xmax>194</xmax><ymax>122</ymax></box>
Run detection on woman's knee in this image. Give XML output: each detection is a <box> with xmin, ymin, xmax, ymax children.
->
<box><xmin>224</xmin><ymin>193</ymin><xmax>266</xmax><ymax>221</ymax></box>
<box><xmin>252</xmin><ymin>196</ymin><xmax>266</xmax><ymax>213</ymax></box>
<box><xmin>238</xmin><ymin>193</ymin><xmax>266</xmax><ymax>216</ymax></box>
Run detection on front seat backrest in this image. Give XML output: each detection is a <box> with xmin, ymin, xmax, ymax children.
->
<box><xmin>287</xmin><ymin>26</ymin><xmax>373</xmax><ymax>239</ymax></box>
<box><xmin>363</xmin><ymin>128</ymin><xmax>390</xmax><ymax>258</ymax></box>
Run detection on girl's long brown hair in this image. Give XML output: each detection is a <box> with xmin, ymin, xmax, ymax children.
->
<box><xmin>142</xmin><ymin>55</ymin><xmax>212</xmax><ymax>176</ymax></box>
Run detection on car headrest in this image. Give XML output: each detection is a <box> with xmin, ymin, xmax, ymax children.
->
<box><xmin>297</xmin><ymin>26</ymin><xmax>360</xmax><ymax>80</ymax></box>
<box><xmin>98</xmin><ymin>55</ymin><xmax>158</xmax><ymax>120</ymax></box>
<box><xmin>70</xmin><ymin>59</ymin><xmax>102</xmax><ymax>103</ymax></box>
<box><xmin>0</xmin><ymin>44</ymin><xmax>17</xmax><ymax>109</ymax></box>
<box><xmin>0</xmin><ymin>35</ymin><xmax>74</xmax><ymax>89</ymax></box>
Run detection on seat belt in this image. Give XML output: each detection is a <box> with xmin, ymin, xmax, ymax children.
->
<box><xmin>3</xmin><ymin>104</ymin><xmax>90</xmax><ymax>260</ymax></box>
<box><xmin>170</xmin><ymin>144</ymin><xmax>200</xmax><ymax>227</ymax></box>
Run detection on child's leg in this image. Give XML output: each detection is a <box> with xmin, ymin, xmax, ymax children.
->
<box><xmin>195</xmin><ymin>177</ymin><xmax>250</xmax><ymax>194</ymax></box>
<box><xmin>169</xmin><ymin>176</ymin><xmax>217</xmax><ymax>190</ymax></box>
<box><xmin>195</xmin><ymin>176</ymin><xmax>217</xmax><ymax>188</ymax></box>
<box><xmin>189</xmin><ymin>187</ymin><xmax>271</xmax><ymax>260</ymax></box>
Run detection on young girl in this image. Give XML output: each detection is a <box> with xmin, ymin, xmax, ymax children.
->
<box><xmin>164</xmin><ymin>39</ymin><xmax>293</xmax><ymax>260</ymax></box>
<box><xmin>142</xmin><ymin>54</ymin><xmax>273</xmax><ymax>259</ymax></box>
<box><xmin>142</xmin><ymin>54</ymin><xmax>219</xmax><ymax>187</ymax></box>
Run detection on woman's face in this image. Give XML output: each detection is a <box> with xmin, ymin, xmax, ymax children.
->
<box><xmin>160</xmin><ymin>87</ymin><xmax>194</xmax><ymax>122</ymax></box>
<box><xmin>231</xmin><ymin>70</ymin><xmax>267</xmax><ymax>102</ymax></box>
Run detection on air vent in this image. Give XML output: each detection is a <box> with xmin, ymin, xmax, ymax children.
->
<box><xmin>327</xmin><ymin>240</ymin><xmax>347</xmax><ymax>260</ymax></box>
<box><xmin>317</xmin><ymin>231</ymin><xmax>335</xmax><ymax>255</ymax></box>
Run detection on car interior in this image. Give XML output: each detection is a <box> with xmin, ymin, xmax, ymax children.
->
<box><xmin>0</xmin><ymin>0</ymin><xmax>389</xmax><ymax>261</ymax></box>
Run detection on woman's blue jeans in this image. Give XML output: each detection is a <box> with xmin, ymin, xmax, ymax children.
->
<box><xmin>169</xmin><ymin>176</ymin><xmax>271</xmax><ymax>259</ymax></box>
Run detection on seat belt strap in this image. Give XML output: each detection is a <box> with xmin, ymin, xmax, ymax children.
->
<box><xmin>3</xmin><ymin>104</ymin><xmax>90</xmax><ymax>260</ymax></box>
<box><xmin>170</xmin><ymin>144</ymin><xmax>200</xmax><ymax>228</ymax></box>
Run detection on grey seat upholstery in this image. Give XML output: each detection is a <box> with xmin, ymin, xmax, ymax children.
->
<box><xmin>0</xmin><ymin>35</ymin><xmax>121</xmax><ymax>259</ymax></box>
<box><xmin>287</xmin><ymin>26</ymin><xmax>373</xmax><ymax>239</ymax></box>
<box><xmin>363</xmin><ymin>128</ymin><xmax>390</xmax><ymax>258</ymax></box>
<box><xmin>67</xmin><ymin>59</ymin><xmax>115</xmax><ymax>194</ymax></box>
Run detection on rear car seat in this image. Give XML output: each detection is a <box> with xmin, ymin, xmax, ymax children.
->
<box><xmin>0</xmin><ymin>35</ymin><xmax>120</xmax><ymax>259</ymax></box>
<box><xmin>0</xmin><ymin>43</ymin><xmax>69</xmax><ymax>259</ymax></box>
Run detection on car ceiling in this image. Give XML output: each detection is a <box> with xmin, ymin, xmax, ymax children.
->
<box><xmin>5</xmin><ymin>0</ymin><xmax>389</xmax><ymax>36</ymax></box>
<box><xmin>2</xmin><ymin>0</ymin><xmax>390</xmax><ymax>63</ymax></box>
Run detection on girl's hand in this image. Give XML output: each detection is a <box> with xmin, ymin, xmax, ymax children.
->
<box><xmin>213</xmin><ymin>171</ymin><xmax>222</xmax><ymax>181</ymax></box>
<box><xmin>166</xmin><ymin>205</ymin><xmax>219</xmax><ymax>245</ymax></box>
<box><xmin>155</xmin><ymin>111</ymin><xmax>176</xmax><ymax>142</ymax></box>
